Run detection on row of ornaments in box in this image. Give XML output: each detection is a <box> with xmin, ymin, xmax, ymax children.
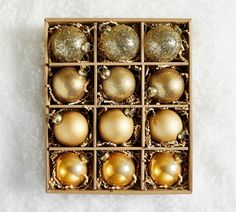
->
<box><xmin>48</xmin><ymin>150</ymin><xmax>189</xmax><ymax>190</ymax></box>
<box><xmin>47</xmin><ymin>65</ymin><xmax>189</xmax><ymax>105</ymax></box>
<box><xmin>48</xmin><ymin>22</ymin><xmax>189</xmax><ymax>63</ymax></box>
<box><xmin>47</xmin><ymin>107</ymin><xmax>189</xmax><ymax>147</ymax></box>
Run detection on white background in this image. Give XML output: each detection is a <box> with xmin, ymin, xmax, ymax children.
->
<box><xmin>0</xmin><ymin>0</ymin><xmax>236</xmax><ymax>211</ymax></box>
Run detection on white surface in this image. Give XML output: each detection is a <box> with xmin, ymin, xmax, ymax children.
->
<box><xmin>0</xmin><ymin>0</ymin><xmax>236</xmax><ymax>211</ymax></box>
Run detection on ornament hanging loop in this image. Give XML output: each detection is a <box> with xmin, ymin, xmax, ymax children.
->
<box><xmin>99</xmin><ymin>66</ymin><xmax>111</xmax><ymax>80</ymax></box>
<box><xmin>81</xmin><ymin>42</ymin><xmax>94</xmax><ymax>53</ymax></box>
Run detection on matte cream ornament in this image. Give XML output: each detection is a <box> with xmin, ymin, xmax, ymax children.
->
<box><xmin>149</xmin><ymin>152</ymin><xmax>182</xmax><ymax>187</ymax></box>
<box><xmin>149</xmin><ymin>109</ymin><xmax>183</xmax><ymax>143</ymax></box>
<box><xmin>99</xmin><ymin>109</ymin><xmax>134</xmax><ymax>144</ymax></box>
<box><xmin>144</xmin><ymin>25</ymin><xmax>182</xmax><ymax>62</ymax></box>
<box><xmin>49</xmin><ymin>26</ymin><xmax>90</xmax><ymax>62</ymax></box>
<box><xmin>53</xmin><ymin>111</ymin><xmax>89</xmax><ymax>146</ymax></box>
<box><xmin>148</xmin><ymin>68</ymin><xmax>184</xmax><ymax>103</ymax></box>
<box><xmin>56</xmin><ymin>152</ymin><xmax>88</xmax><ymax>187</ymax></box>
<box><xmin>101</xmin><ymin>67</ymin><xmax>136</xmax><ymax>102</ymax></box>
<box><xmin>99</xmin><ymin>24</ymin><xmax>140</xmax><ymax>61</ymax></box>
<box><xmin>51</xmin><ymin>67</ymin><xmax>87</xmax><ymax>104</ymax></box>
<box><xmin>102</xmin><ymin>152</ymin><xmax>135</xmax><ymax>187</ymax></box>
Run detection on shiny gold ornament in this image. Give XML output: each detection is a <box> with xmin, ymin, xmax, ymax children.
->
<box><xmin>102</xmin><ymin>152</ymin><xmax>135</xmax><ymax>187</ymax></box>
<box><xmin>144</xmin><ymin>25</ymin><xmax>182</xmax><ymax>62</ymax></box>
<box><xmin>49</xmin><ymin>26</ymin><xmax>90</xmax><ymax>62</ymax></box>
<box><xmin>55</xmin><ymin>152</ymin><xmax>88</xmax><ymax>187</ymax></box>
<box><xmin>53</xmin><ymin>111</ymin><xmax>89</xmax><ymax>146</ymax></box>
<box><xmin>99</xmin><ymin>24</ymin><xmax>140</xmax><ymax>61</ymax></box>
<box><xmin>101</xmin><ymin>67</ymin><xmax>136</xmax><ymax>102</ymax></box>
<box><xmin>148</xmin><ymin>68</ymin><xmax>184</xmax><ymax>103</ymax></box>
<box><xmin>149</xmin><ymin>152</ymin><xmax>182</xmax><ymax>187</ymax></box>
<box><xmin>99</xmin><ymin>109</ymin><xmax>134</xmax><ymax>144</ymax></box>
<box><xmin>149</xmin><ymin>110</ymin><xmax>183</xmax><ymax>143</ymax></box>
<box><xmin>51</xmin><ymin>67</ymin><xmax>87</xmax><ymax>104</ymax></box>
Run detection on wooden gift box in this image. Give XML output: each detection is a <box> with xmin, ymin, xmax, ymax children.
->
<box><xmin>44</xmin><ymin>18</ymin><xmax>192</xmax><ymax>194</ymax></box>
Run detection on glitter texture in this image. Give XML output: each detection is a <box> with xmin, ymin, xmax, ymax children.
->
<box><xmin>144</xmin><ymin>25</ymin><xmax>182</xmax><ymax>62</ymax></box>
<box><xmin>99</xmin><ymin>24</ymin><xmax>140</xmax><ymax>61</ymax></box>
<box><xmin>49</xmin><ymin>26</ymin><xmax>89</xmax><ymax>62</ymax></box>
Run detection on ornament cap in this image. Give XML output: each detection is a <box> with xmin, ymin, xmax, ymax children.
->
<box><xmin>100</xmin><ymin>68</ymin><xmax>111</xmax><ymax>80</ymax></box>
<box><xmin>52</xmin><ymin>113</ymin><xmax>62</xmax><ymax>124</ymax></box>
<box><xmin>173</xmin><ymin>154</ymin><xmax>182</xmax><ymax>164</ymax></box>
<box><xmin>78</xmin><ymin>66</ymin><xmax>88</xmax><ymax>77</ymax></box>
<box><xmin>81</xmin><ymin>42</ymin><xmax>93</xmax><ymax>53</ymax></box>
<box><xmin>79</xmin><ymin>154</ymin><xmax>88</xmax><ymax>164</ymax></box>
<box><xmin>147</xmin><ymin>86</ymin><xmax>158</xmax><ymax>98</ymax></box>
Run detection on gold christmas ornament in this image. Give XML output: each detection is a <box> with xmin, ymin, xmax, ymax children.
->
<box><xmin>101</xmin><ymin>67</ymin><xmax>136</xmax><ymax>102</ymax></box>
<box><xmin>53</xmin><ymin>111</ymin><xmax>89</xmax><ymax>146</ymax></box>
<box><xmin>55</xmin><ymin>152</ymin><xmax>88</xmax><ymax>187</ymax></box>
<box><xmin>99</xmin><ymin>109</ymin><xmax>134</xmax><ymax>144</ymax></box>
<box><xmin>148</xmin><ymin>68</ymin><xmax>184</xmax><ymax>103</ymax></box>
<box><xmin>49</xmin><ymin>26</ymin><xmax>90</xmax><ymax>62</ymax></box>
<box><xmin>99</xmin><ymin>24</ymin><xmax>140</xmax><ymax>61</ymax></box>
<box><xmin>102</xmin><ymin>152</ymin><xmax>135</xmax><ymax>187</ymax></box>
<box><xmin>149</xmin><ymin>152</ymin><xmax>182</xmax><ymax>187</ymax></box>
<box><xmin>51</xmin><ymin>67</ymin><xmax>87</xmax><ymax>104</ymax></box>
<box><xmin>149</xmin><ymin>110</ymin><xmax>183</xmax><ymax>143</ymax></box>
<box><xmin>144</xmin><ymin>25</ymin><xmax>182</xmax><ymax>62</ymax></box>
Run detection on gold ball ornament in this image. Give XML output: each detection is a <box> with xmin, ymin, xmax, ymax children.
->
<box><xmin>53</xmin><ymin>111</ymin><xmax>89</xmax><ymax>146</ymax></box>
<box><xmin>149</xmin><ymin>152</ymin><xmax>182</xmax><ymax>187</ymax></box>
<box><xmin>101</xmin><ymin>67</ymin><xmax>136</xmax><ymax>102</ymax></box>
<box><xmin>144</xmin><ymin>25</ymin><xmax>182</xmax><ymax>62</ymax></box>
<box><xmin>102</xmin><ymin>152</ymin><xmax>135</xmax><ymax>187</ymax></box>
<box><xmin>148</xmin><ymin>68</ymin><xmax>184</xmax><ymax>103</ymax></box>
<box><xmin>99</xmin><ymin>109</ymin><xmax>134</xmax><ymax>144</ymax></box>
<box><xmin>51</xmin><ymin>67</ymin><xmax>87</xmax><ymax>104</ymax></box>
<box><xmin>149</xmin><ymin>110</ymin><xmax>183</xmax><ymax>143</ymax></box>
<box><xmin>56</xmin><ymin>152</ymin><xmax>88</xmax><ymax>187</ymax></box>
<box><xmin>49</xmin><ymin>26</ymin><xmax>90</xmax><ymax>62</ymax></box>
<box><xmin>99</xmin><ymin>24</ymin><xmax>140</xmax><ymax>61</ymax></box>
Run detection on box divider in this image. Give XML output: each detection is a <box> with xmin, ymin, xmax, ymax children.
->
<box><xmin>44</xmin><ymin>19</ymin><xmax>192</xmax><ymax>194</ymax></box>
<box><xmin>44</xmin><ymin>20</ymin><xmax>49</xmax><ymax>64</ymax></box>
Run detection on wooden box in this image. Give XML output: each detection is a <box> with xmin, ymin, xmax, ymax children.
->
<box><xmin>44</xmin><ymin>18</ymin><xmax>192</xmax><ymax>194</ymax></box>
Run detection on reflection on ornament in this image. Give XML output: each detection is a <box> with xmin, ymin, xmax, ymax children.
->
<box><xmin>56</xmin><ymin>152</ymin><xmax>88</xmax><ymax>187</ymax></box>
<box><xmin>102</xmin><ymin>152</ymin><xmax>135</xmax><ymax>187</ymax></box>
<box><xmin>149</xmin><ymin>152</ymin><xmax>181</xmax><ymax>187</ymax></box>
<box><xmin>99</xmin><ymin>24</ymin><xmax>140</xmax><ymax>61</ymax></box>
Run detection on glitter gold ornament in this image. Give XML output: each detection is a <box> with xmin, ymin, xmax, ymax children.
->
<box><xmin>102</xmin><ymin>152</ymin><xmax>135</xmax><ymax>187</ymax></box>
<box><xmin>51</xmin><ymin>67</ymin><xmax>87</xmax><ymax>104</ymax></box>
<box><xmin>53</xmin><ymin>111</ymin><xmax>89</xmax><ymax>146</ymax></box>
<box><xmin>144</xmin><ymin>25</ymin><xmax>182</xmax><ymax>62</ymax></box>
<box><xmin>101</xmin><ymin>67</ymin><xmax>136</xmax><ymax>102</ymax></box>
<box><xmin>49</xmin><ymin>26</ymin><xmax>90</xmax><ymax>62</ymax></box>
<box><xmin>99</xmin><ymin>24</ymin><xmax>140</xmax><ymax>61</ymax></box>
<box><xmin>148</xmin><ymin>68</ymin><xmax>184</xmax><ymax>103</ymax></box>
<box><xmin>99</xmin><ymin>109</ymin><xmax>134</xmax><ymax>144</ymax></box>
<box><xmin>149</xmin><ymin>152</ymin><xmax>182</xmax><ymax>187</ymax></box>
<box><xmin>149</xmin><ymin>110</ymin><xmax>183</xmax><ymax>143</ymax></box>
<box><xmin>55</xmin><ymin>152</ymin><xmax>88</xmax><ymax>187</ymax></box>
